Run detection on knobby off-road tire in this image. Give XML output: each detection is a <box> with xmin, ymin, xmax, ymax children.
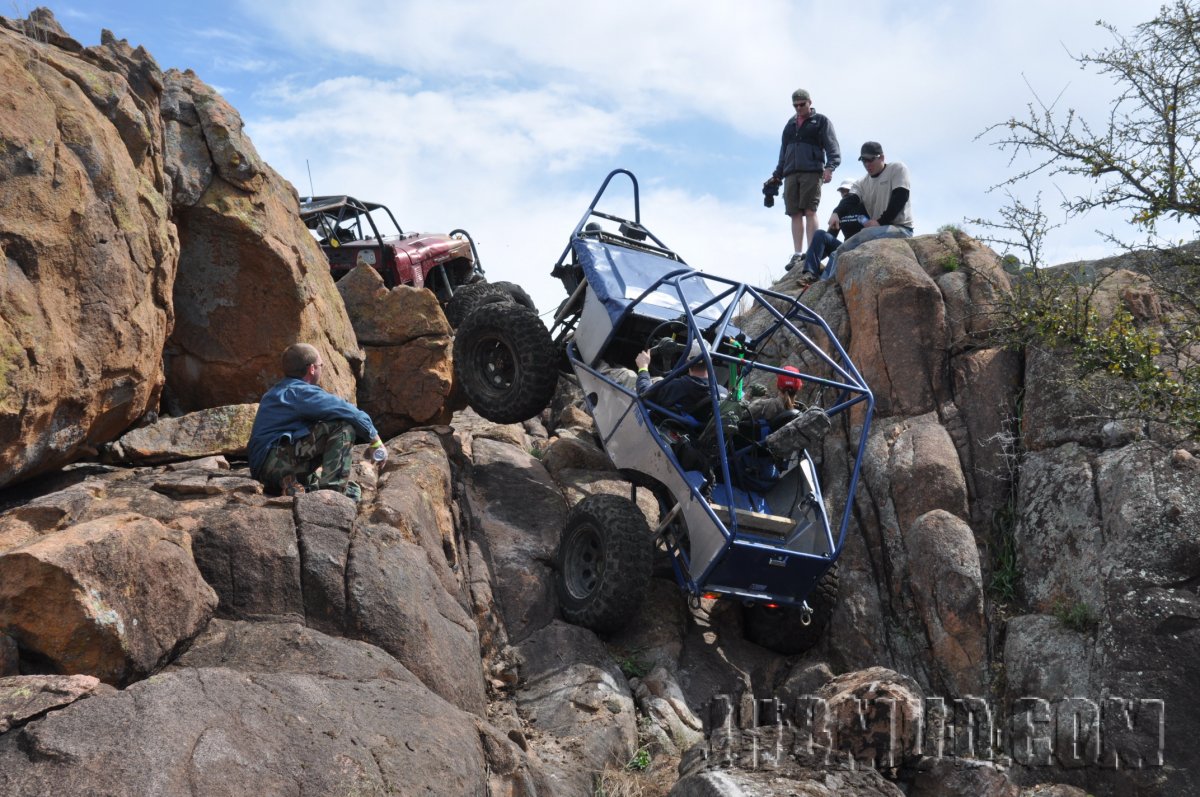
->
<box><xmin>444</xmin><ymin>281</ymin><xmax>514</xmax><ymax>328</ymax></box>
<box><xmin>491</xmin><ymin>281</ymin><xmax>538</xmax><ymax>315</ymax></box>
<box><xmin>556</xmin><ymin>494</ymin><xmax>653</xmax><ymax>634</ymax></box>
<box><xmin>453</xmin><ymin>303</ymin><xmax>559</xmax><ymax>424</ymax></box>
<box><xmin>743</xmin><ymin>562</ymin><xmax>839</xmax><ymax>655</ymax></box>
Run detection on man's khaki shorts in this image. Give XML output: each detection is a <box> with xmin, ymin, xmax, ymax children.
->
<box><xmin>784</xmin><ymin>171</ymin><xmax>822</xmax><ymax>215</ymax></box>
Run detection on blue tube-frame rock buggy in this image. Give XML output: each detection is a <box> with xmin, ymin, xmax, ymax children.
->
<box><xmin>453</xmin><ymin>169</ymin><xmax>874</xmax><ymax>653</ymax></box>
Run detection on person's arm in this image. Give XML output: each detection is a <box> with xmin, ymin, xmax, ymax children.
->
<box><xmin>635</xmin><ymin>350</ymin><xmax>653</xmax><ymax>394</ymax></box>
<box><xmin>771</xmin><ymin>120</ymin><xmax>790</xmax><ymax>181</ymax></box>
<box><xmin>875</xmin><ymin>187</ymin><xmax>910</xmax><ymax>226</ymax></box>
<box><xmin>291</xmin><ymin>383</ymin><xmax>378</xmax><ymax>442</ymax></box>
<box><xmin>821</xmin><ymin>116</ymin><xmax>840</xmax><ymax>183</ymax></box>
<box><xmin>366</xmin><ymin>435</ymin><xmax>387</xmax><ymax>464</ymax></box>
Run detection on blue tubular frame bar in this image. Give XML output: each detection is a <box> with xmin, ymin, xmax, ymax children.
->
<box><xmin>598</xmin><ymin>265</ymin><xmax>874</xmax><ymax>559</ymax></box>
<box><xmin>567</xmin><ymin>346</ymin><xmax>726</xmax><ymax>586</ymax></box>
<box><xmin>553</xmin><ymin>169</ymin><xmax>681</xmax><ymax>272</ymax></box>
<box><xmin>555</xmin><ymin>169</ymin><xmax>875</xmax><ymax>605</ymax></box>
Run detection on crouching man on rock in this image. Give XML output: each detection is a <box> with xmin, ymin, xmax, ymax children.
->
<box><xmin>248</xmin><ymin>343</ymin><xmax>386</xmax><ymax>501</ymax></box>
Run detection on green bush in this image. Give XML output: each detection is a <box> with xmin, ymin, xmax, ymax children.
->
<box><xmin>1053</xmin><ymin>598</ymin><xmax>1099</xmax><ymax>632</ymax></box>
<box><xmin>625</xmin><ymin>747</ymin><xmax>651</xmax><ymax>772</ymax></box>
<box><xmin>612</xmin><ymin>648</ymin><xmax>650</xmax><ymax>679</ymax></box>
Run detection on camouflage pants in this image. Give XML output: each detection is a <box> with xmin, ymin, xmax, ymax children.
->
<box><xmin>765</xmin><ymin>407</ymin><xmax>831</xmax><ymax>460</ymax></box>
<box><xmin>257</xmin><ymin>420</ymin><xmax>355</xmax><ymax>495</ymax></box>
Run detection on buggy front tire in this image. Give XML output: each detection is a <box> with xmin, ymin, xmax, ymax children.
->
<box><xmin>454</xmin><ymin>303</ymin><xmax>559</xmax><ymax>423</ymax></box>
<box><xmin>743</xmin><ymin>562</ymin><xmax>838</xmax><ymax>655</ymax></box>
<box><xmin>444</xmin><ymin>281</ymin><xmax>514</xmax><ymax>328</ymax></box>
<box><xmin>556</xmin><ymin>494</ymin><xmax>653</xmax><ymax>634</ymax></box>
<box><xmin>491</xmin><ymin>280</ymin><xmax>538</xmax><ymax>315</ymax></box>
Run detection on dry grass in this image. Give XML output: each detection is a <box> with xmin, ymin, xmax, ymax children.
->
<box><xmin>592</xmin><ymin>758</ymin><xmax>679</xmax><ymax>797</ymax></box>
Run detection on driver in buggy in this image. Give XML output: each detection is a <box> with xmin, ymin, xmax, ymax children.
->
<box><xmin>634</xmin><ymin>339</ymin><xmax>716</xmax><ymax>413</ymax></box>
<box><xmin>632</xmin><ymin>340</ymin><xmax>831</xmax><ymax>500</ymax></box>
<box><xmin>633</xmin><ymin>339</ymin><xmax>727</xmax><ymax>491</ymax></box>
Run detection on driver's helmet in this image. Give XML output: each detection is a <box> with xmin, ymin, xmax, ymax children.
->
<box><xmin>681</xmin><ymin>338</ymin><xmax>714</xmax><ymax>374</ymax></box>
<box><xmin>776</xmin><ymin>366</ymin><xmax>803</xmax><ymax>394</ymax></box>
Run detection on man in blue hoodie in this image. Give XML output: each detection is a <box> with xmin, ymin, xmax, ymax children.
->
<box><xmin>248</xmin><ymin>343</ymin><xmax>386</xmax><ymax>499</ymax></box>
<box><xmin>766</xmin><ymin>88</ymin><xmax>841</xmax><ymax>271</ymax></box>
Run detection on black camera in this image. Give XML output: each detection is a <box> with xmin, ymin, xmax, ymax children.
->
<box><xmin>762</xmin><ymin>179</ymin><xmax>780</xmax><ymax>208</ymax></box>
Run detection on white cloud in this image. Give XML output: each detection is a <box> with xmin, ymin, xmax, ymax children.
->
<box><xmin>229</xmin><ymin>0</ymin><xmax>1189</xmax><ymax>312</ymax></box>
<box><xmin>242</xmin><ymin>0</ymin><xmax>794</xmax><ymax>129</ymax></box>
<box><xmin>252</xmin><ymin>79</ymin><xmax>641</xmax><ymax>172</ymax></box>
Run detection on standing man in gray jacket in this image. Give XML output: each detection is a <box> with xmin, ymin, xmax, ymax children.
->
<box><xmin>765</xmin><ymin>88</ymin><xmax>841</xmax><ymax>272</ymax></box>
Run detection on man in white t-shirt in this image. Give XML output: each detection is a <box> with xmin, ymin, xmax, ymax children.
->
<box><xmin>834</xmin><ymin>141</ymin><xmax>913</xmax><ymax>232</ymax></box>
<box><xmin>818</xmin><ymin>141</ymin><xmax>914</xmax><ymax>281</ymax></box>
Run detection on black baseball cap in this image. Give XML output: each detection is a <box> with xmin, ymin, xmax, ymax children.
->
<box><xmin>858</xmin><ymin>141</ymin><xmax>884</xmax><ymax>161</ymax></box>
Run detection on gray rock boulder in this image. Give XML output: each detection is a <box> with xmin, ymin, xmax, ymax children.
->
<box><xmin>837</xmin><ymin>238</ymin><xmax>950</xmax><ymax>419</ymax></box>
<box><xmin>0</xmin><ymin>675</ymin><xmax>114</xmax><ymax>734</ymax></box>
<box><xmin>162</xmin><ymin>67</ymin><xmax>360</xmax><ymax>414</ymax></box>
<box><xmin>461</xmin><ymin>435</ymin><xmax>566</xmax><ymax>644</ymax></box>
<box><xmin>906</xmin><ymin>510</ymin><xmax>987</xmax><ymax>695</ymax></box>
<box><xmin>0</xmin><ymin>658</ymin><xmax>535</xmax><ymax>796</ymax></box>
<box><xmin>101</xmin><ymin>404</ymin><xmax>258</xmax><ymax>464</ymax></box>
<box><xmin>0</xmin><ymin>513</ymin><xmax>217</xmax><ymax>684</ymax></box>
<box><xmin>336</xmin><ymin>266</ymin><xmax>457</xmax><ymax>437</ymax></box>
<box><xmin>0</xmin><ymin>18</ymin><xmax>178</xmax><ymax>489</ymax></box>
<box><xmin>670</xmin><ymin>769</ymin><xmax>905</xmax><ymax>796</ymax></box>
<box><xmin>515</xmin><ymin>620</ymin><xmax>638</xmax><ymax>794</ymax></box>
<box><xmin>347</xmin><ymin>521</ymin><xmax>488</xmax><ymax>715</ymax></box>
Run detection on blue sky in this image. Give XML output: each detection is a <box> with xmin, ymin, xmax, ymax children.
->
<box><xmin>38</xmin><ymin>0</ymin><xmax>1163</xmax><ymax>315</ymax></box>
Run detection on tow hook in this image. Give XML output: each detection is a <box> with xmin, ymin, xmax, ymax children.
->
<box><xmin>799</xmin><ymin>600</ymin><xmax>814</xmax><ymax>627</ymax></box>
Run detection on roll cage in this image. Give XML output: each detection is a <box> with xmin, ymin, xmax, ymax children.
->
<box><xmin>550</xmin><ymin>170</ymin><xmax>875</xmax><ymax>607</ymax></box>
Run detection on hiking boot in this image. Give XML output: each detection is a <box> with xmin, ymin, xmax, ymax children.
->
<box><xmin>784</xmin><ymin>254</ymin><xmax>804</xmax><ymax>272</ymax></box>
<box><xmin>798</xmin><ymin>271</ymin><xmax>818</xmax><ymax>285</ymax></box>
<box><xmin>280</xmin><ymin>474</ymin><xmax>306</xmax><ymax>497</ymax></box>
<box><xmin>344</xmin><ymin>481</ymin><xmax>363</xmax><ymax>503</ymax></box>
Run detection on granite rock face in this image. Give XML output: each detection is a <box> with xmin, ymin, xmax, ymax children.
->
<box><xmin>162</xmin><ymin>68</ymin><xmax>360</xmax><ymax>412</ymax></box>
<box><xmin>1</xmin><ymin>11</ymin><xmax>1197</xmax><ymax>797</ymax></box>
<box><xmin>336</xmin><ymin>265</ymin><xmax>457</xmax><ymax>437</ymax></box>
<box><xmin>0</xmin><ymin>11</ymin><xmax>362</xmax><ymax>488</ymax></box>
<box><xmin>0</xmin><ymin>17</ymin><xmax>178</xmax><ymax>489</ymax></box>
<box><xmin>0</xmin><ymin>512</ymin><xmax>216</xmax><ymax>685</ymax></box>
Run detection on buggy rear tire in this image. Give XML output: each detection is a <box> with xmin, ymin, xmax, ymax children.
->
<box><xmin>556</xmin><ymin>494</ymin><xmax>653</xmax><ymax>634</ymax></box>
<box><xmin>444</xmin><ymin>281</ymin><xmax>514</xmax><ymax>328</ymax></box>
<box><xmin>454</xmin><ymin>303</ymin><xmax>559</xmax><ymax>423</ymax></box>
<box><xmin>743</xmin><ymin>562</ymin><xmax>838</xmax><ymax>655</ymax></box>
<box><xmin>492</xmin><ymin>281</ymin><xmax>538</xmax><ymax>315</ymax></box>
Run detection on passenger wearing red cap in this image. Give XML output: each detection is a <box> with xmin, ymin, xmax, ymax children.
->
<box><xmin>753</xmin><ymin>365</ymin><xmax>832</xmax><ymax>460</ymax></box>
<box><xmin>751</xmin><ymin>365</ymin><xmax>804</xmax><ymax>420</ymax></box>
<box><xmin>777</xmin><ymin>366</ymin><xmax>804</xmax><ymax>395</ymax></box>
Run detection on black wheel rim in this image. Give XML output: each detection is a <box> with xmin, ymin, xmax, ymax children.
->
<box><xmin>564</xmin><ymin>523</ymin><xmax>603</xmax><ymax>600</ymax></box>
<box><xmin>472</xmin><ymin>334</ymin><xmax>517</xmax><ymax>391</ymax></box>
